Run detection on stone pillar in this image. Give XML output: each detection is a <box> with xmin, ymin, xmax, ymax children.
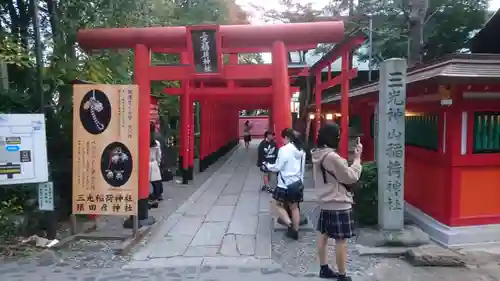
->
<box><xmin>377</xmin><ymin>58</ymin><xmax>407</xmax><ymax>231</ymax></box>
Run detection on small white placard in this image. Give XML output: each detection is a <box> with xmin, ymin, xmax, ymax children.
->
<box><xmin>38</xmin><ymin>181</ymin><xmax>54</xmax><ymax>211</ymax></box>
<box><xmin>0</xmin><ymin>114</ymin><xmax>48</xmax><ymax>185</ymax></box>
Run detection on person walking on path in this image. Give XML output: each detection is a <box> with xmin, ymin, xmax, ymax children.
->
<box><xmin>264</xmin><ymin>128</ymin><xmax>305</xmax><ymax>240</ymax></box>
<box><xmin>311</xmin><ymin>123</ymin><xmax>363</xmax><ymax>280</ymax></box>
<box><xmin>243</xmin><ymin>120</ymin><xmax>253</xmax><ymax>150</ymax></box>
<box><xmin>257</xmin><ymin>131</ymin><xmax>278</xmax><ymax>192</ymax></box>
<box><xmin>149</xmin><ymin>133</ymin><xmax>163</xmax><ymax>204</ymax></box>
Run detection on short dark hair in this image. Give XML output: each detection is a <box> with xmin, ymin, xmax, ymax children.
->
<box><xmin>317</xmin><ymin>122</ymin><xmax>340</xmax><ymax>149</ymax></box>
<box><xmin>264</xmin><ymin>131</ymin><xmax>275</xmax><ymax>138</ymax></box>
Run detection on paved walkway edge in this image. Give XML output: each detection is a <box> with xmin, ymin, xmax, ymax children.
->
<box><xmin>129</xmin><ymin>145</ymin><xmax>241</xmax><ymax>262</ymax></box>
<box><xmin>123</xmin><ymin>256</ymin><xmax>280</xmax><ymax>269</ymax></box>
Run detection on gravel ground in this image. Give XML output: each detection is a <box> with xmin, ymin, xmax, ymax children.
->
<box><xmin>271</xmin><ymin>202</ymin><xmax>380</xmax><ymax>277</ymax></box>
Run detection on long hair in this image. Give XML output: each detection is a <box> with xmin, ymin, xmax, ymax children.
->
<box><xmin>281</xmin><ymin>128</ymin><xmax>303</xmax><ymax>151</ymax></box>
<box><xmin>150</xmin><ymin>122</ymin><xmax>157</xmax><ymax>147</ymax></box>
<box><xmin>317</xmin><ymin>122</ymin><xmax>340</xmax><ymax>149</ymax></box>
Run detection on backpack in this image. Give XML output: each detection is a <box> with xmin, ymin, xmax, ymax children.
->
<box><xmin>320</xmin><ymin>153</ymin><xmax>360</xmax><ymax>193</ymax></box>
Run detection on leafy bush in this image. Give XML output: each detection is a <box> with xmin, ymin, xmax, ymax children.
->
<box><xmin>0</xmin><ymin>190</ymin><xmax>25</xmax><ymax>244</ymax></box>
<box><xmin>353</xmin><ymin>161</ymin><xmax>378</xmax><ymax>226</ymax></box>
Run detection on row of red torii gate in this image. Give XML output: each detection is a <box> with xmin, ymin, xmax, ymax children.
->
<box><xmin>76</xmin><ymin>21</ymin><xmax>364</xmax><ymax>222</ymax></box>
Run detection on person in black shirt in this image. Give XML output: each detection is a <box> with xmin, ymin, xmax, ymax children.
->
<box><xmin>257</xmin><ymin>131</ymin><xmax>278</xmax><ymax>192</ymax></box>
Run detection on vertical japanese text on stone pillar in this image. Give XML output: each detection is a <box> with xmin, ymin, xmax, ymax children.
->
<box><xmin>377</xmin><ymin>58</ymin><xmax>407</xmax><ymax>230</ymax></box>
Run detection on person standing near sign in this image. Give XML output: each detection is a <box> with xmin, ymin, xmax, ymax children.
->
<box><xmin>149</xmin><ymin>132</ymin><xmax>163</xmax><ymax>203</ymax></box>
<box><xmin>311</xmin><ymin>123</ymin><xmax>362</xmax><ymax>280</ymax></box>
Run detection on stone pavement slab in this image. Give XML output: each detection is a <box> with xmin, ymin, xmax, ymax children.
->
<box><xmin>129</xmin><ymin>141</ymin><xmax>273</xmax><ymax>267</ymax></box>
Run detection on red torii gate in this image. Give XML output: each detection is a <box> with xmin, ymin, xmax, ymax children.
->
<box><xmin>76</xmin><ymin>22</ymin><xmax>345</xmax><ymax>225</ymax></box>
<box><xmin>295</xmin><ymin>31</ymin><xmax>366</xmax><ymax>157</ymax></box>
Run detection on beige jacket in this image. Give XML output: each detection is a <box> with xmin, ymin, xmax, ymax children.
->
<box><xmin>311</xmin><ymin>147</ymin><xmax>362</xmax><ymax>210</ymax></box>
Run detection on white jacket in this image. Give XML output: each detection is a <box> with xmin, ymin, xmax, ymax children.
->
<box><xmin>149</xmin><ymin>140</ymin><xmax>162</xmax><ymax>182</ymax></box>
<box><xmin>265</xmin><ymin>143</ymin><xmax>305</xmax><ymax>189</ymax></box>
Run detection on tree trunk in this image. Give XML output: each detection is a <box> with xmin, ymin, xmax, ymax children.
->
<box><xmin>407</xmin><ymin>0</ymin><xmax>428</xmax><ymax>67</ymax></box>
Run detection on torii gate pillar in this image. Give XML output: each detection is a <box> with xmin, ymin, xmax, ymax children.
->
<box><xmin>272</xmin><ymin>40</ymin><xmax>292</xmax><ymax>146</ymax></box>
<box><xmin>123</xmin><ymin>43</ymin><xmax>155</xmax><ymax>228</ymax></box>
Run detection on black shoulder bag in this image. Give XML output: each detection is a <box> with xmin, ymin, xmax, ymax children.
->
<box><xmin>278</xmin><ymin>155</ymin><xmax>304</xmax><ymax>196</ymax></box>
<box><xmin>320</xmin><ymin>153</ymin><xmax>360</xmax><ymax>192</ymax></box>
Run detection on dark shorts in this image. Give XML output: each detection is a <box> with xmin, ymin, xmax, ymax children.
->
<box><xmin>316</xmin><ymin>208</ymin><xmax>356</xmax><ymax>240</ymax></box>
<box><xmin>243</xmin><ymin>135</ymin><xmax>251</xmax><ymax>142</ymax></box>
<box><xmin>272</xmin><ymin>186</ymin><xmax>303</xmax><ymax>204</ymax></box>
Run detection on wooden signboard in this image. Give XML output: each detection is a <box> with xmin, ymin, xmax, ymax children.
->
<box><xmin>190</xmin><ymin>29</ymin><xmax>219</xmax><ymax>74</ymax></box>
<box><xmin>72</xmin><ymin>85</ymin><xmax>138</xmax><ymax>216</ymax></box>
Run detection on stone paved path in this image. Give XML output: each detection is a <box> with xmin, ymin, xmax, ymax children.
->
<box><xmin>2</xmin><ymin>141</ymin><xmax>499</xmax><ymax>281</ymax></box>
<box><xmin>129</xmin><ymin>140</ymin><xmax>275</xmax><ymax>268</ymax></box>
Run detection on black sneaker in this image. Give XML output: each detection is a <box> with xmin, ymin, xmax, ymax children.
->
<box><xmin>148</xmin><ymin>200</ymin><xmax>159</xmax><ymax>209</ymax></box>
<box><xmin>319</xmin><ymin>267</ymin><xmax>338</xmax><ymax>279</ymax></box>
<box><xmin>286</xmin><ymin>226</ymin><xmax>299</xmax><ymax>240</ymax></box>
<box><xmin>260</xmin><ymin>185</ymin><xmax>268</xmax><ymax>192</ymax></box>
<box><xmin>337</xmin><ymin>275</ymin><xmax>352</xmax><ymax>281</ymax></box>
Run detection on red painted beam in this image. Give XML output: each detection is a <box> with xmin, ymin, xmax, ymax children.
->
<box><xmin>317</xmin><ymin>68</ymin><xmax>358</xmax><ymax>92</ymax></box>
<box><xmin>148</xmin><ymin>66</ymin><xmax>190</xmax><ymax>80</ymax></box>
<box><xmin>224</xmin><ymin>64</ymin><xmax>274</xmax><ymax>80</ymax></box>
<box><xmin>149</xmin><ymin>64</ymin><xmax>275</xmax><ymax>81</ymax></box>
<box><xmin>152</xmin><ymin>45</ymin><xmax>318</xmax><ymax>54</ymax></box>
<box><xmin>163</xmin><ymin>87</ymin><xmax>273</xmax><ymax>95</ymax></box>
<box><xmin>77</xmin><ymin>22</ymin><xmax>344</xmax><ymax>51</ymax></box>
<box><xmin>310</xmin><ymin>31</ymin><xmax>366</xmax><ymax>76</ymax></box>
<box><xmin>290</xmin><ymin>67</ymin><xmax>310</xmax><ymax>84</ymax></box>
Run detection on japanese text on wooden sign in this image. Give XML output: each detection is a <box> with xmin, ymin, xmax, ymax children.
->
<box><xmin>377</xmin><ymin>58</ymin><xmax>407</xmax><ymax>230</ymax></box>
<box><xmin>38</xmin><ymin>181</ymin><xmax>54</xmax><ymax>211</ymax></box>
<box><xmin>72</xmin><ymin>85</ymin><xmax>139</xmax><ymax>216</ymax></box>
<box><xmin>191</xmin><ymin>30</ymin><xmax>219</xmax><ymax>74</ymax></box>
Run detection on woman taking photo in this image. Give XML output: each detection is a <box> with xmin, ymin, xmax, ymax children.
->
<box><xmin>264</xmin><ymin>128</ymin><xmax>305</xmax><ymax>240</ymax></box>
<box><xmin>311</xmin><ymin>123</ymin><xmax>362</xmax><ymax>280</ymax></box>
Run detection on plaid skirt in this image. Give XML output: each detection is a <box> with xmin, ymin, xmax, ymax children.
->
<box><xmin>316</xmin><ymin>208</ymin><xmax>355</xmax><ymax>240</ymax></box>
<box><xmin>272</xmin><ymin>186</ymin><xmax>303</xmax><ymax>204</ymax></box>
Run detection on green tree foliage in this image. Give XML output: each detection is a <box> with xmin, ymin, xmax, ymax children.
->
<box><xmin>355</xmin><ymin>0</ymin><xmax>488</xmax><ymax>64</ymax></box>
<box><xmin>256</xmin><ymin>0</ymin><xmax>488</xmax><ymax>64</ymax></box>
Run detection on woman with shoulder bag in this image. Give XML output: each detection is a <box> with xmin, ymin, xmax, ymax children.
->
<box><xmin>311</xmin><ymin>123</ymin><xmax>363</xmax><ymax>280</ymax></box>
<box><xmin>264</xmin><ymin>128</ymin><xmax>305</xmax><ymax>240</ymax></box>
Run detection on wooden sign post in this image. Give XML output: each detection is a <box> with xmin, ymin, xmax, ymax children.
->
<box><xmin>72</xmin><ymin>84</ymin><xmax>139</xmax><ymax>235</ymax></box>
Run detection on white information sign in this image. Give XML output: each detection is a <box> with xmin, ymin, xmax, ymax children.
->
<box><xmin>377</xmin><ymin>58</ymin><xmax>407</xmax><ymax>231</ymax></box>
<box><xmin>38</xmin><ymin>181</ymin><xmax>54</xmax><ymax>211</ymax></box>
<box><xmin>0</xmin><ymin>114</ymin><xmax>49</xmax><ymax>185</ymax></box>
